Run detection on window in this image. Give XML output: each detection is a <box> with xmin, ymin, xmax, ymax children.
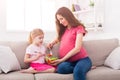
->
<box><xmin>7</xmin><ymin>0</ymin><xmax>25</xmax><ymax>31</ymax></box>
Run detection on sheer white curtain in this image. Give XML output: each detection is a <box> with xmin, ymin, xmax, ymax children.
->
<box><xmin>7</xmin><ymin>0</ymin><xmax>25</xmax><ymax>31</ymax></box>
<box><xmin>6</xmin><ymin>0</ymin><xmax>56</xmax><ymax>31</ymax></box>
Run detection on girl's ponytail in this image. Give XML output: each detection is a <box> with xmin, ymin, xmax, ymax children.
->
<box><xmin>28</xmin><ymin>32</ymin><xmax>33</xmax><ymax>44</ymax></box>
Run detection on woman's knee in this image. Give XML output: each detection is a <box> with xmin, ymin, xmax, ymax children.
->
<box><xmin>74</xmin><ymin>58</ymin><xmax>92</xmax><ymax>74</ymax></box>
<box><xmin>57</xmin><ymin>62</ymin><xmax>73</xmax><ymax>74</ymax></box>
<box><xmin>57</xmin><ymin>62</ymin><xmax>67</xmax><ymax>73</ymax></box>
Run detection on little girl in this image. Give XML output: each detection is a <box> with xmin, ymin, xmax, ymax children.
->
<box><xmin>21</xmin><ymin>28</ymin><xmax>55</xmax><ymax>73</ymax></box>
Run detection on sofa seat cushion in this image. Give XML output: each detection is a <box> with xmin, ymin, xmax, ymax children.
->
<box><xmin>87</xmin><ymin>66</ymin><xmax>120</xmax><ymax>80</ymax></box>
<box><xmin>35</xmin><ymin>73</ymin><xmax>73</xmax><ymax>80</ymax></box>
<box><xmin>0</xmin><ymin>71</ymin><xmax>34</xmax><ymax>80</ymax></box>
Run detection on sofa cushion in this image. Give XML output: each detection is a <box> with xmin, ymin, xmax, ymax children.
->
<box><xmin>0</xmin><ymin>71</ymin><xmax>34</xmax><ymax>80</ymax></box>
<box><xmin>87</xmin><ymin>66</ymin><xmax>120</xmax><ymax>80</ymax></box>
<box><xmin>35</xmin><ymin>73</ymin><xmax>73</xmax><ymax>80</ymax></box>
<box><xmin>9</xmin><ymin>41</ymin><xmax>29</xmax><ymax>69</ymax></box>
<box><xmin>83</xmin><ymin>38</ymin><xmax>119</xmax><ymax>66</ymax></box>
<box><xmin>0</xmin><ymin>45</ymin><xmax>21</xmax><ymax>73</ymax></box>
<box><xmin>104</xmin><ymin>46</ymin><xmax>120</xmax><ymax>69</ymax></box>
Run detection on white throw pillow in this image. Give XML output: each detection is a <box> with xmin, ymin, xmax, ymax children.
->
<box><xmin>104</xmin><ymin>46</ymin><xmax>120</xmax><ymax>69</ymax></box>
<box><xmin>0</xmin><ymin>45</ymin><xmax>21</xmax><ymax>73</ymax></box>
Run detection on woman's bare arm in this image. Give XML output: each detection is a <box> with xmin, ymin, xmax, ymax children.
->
<box><xmin>60</xmin><ymin>33</ymin><xmax>83</xmax><ymax>62</ymax></box>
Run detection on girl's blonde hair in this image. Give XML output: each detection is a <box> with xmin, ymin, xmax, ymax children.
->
<box><xmin>28</xmin><ymin>28</ymin><xmax>44</xmax><ymax>44</ymax></box>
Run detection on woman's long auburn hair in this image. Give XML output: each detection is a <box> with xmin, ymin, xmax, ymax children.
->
<box><xmin>55</xmin><ymin>7</ymin><xmax>87</xmax><ymax>41</ymax></box>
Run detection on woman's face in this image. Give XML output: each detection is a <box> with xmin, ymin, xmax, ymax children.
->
<box><xmin>57</xmin><ymin>14</ymin><xmax>69</xmax><ymax>27</ymax></box>
<box><xmin>33</xmin><ymin>35</ymin><xmax>44</xmax><ymax>46</ymax></box>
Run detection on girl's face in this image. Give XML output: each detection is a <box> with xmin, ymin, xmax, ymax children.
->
<box><xmin>33</xmin><ymin>35</ymin><xmax>44</xmax><ymax>46</ymax></box>
<box><xmin>57</xmin><ymin>14</ymin><xmax>69</xmax><ymax>27</ymax></box>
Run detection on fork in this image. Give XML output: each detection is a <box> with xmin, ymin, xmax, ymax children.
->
<box><xmin>49</xmin><ymin>48</ymin><xmax>53</xmax><ymax>56</ymax></box>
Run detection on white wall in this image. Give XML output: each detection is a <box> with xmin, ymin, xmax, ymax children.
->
<box><xmin>104</xmin><ymin>0</ymin><xmax>120</xmax><ymax>33</ymax></box>
<box><xmin>0</xmin><ymin>0</ymin><xmax>120</xmax><ymax>42</ymax></box>
<box><xmin>0</xmin><ymin>0</ymin><xmax>6</xmax><ymax>33</ymax></box>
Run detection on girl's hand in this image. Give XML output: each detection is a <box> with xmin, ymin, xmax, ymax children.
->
<box><xmin>34</xmin><ymin>53</ymin><xmax>44</xmax><ymax>61</ymax></box>
<box><xmin>38</xmin><ymin>52</ymin><xmax>45</xmax><ymax>56</ymax></box>
<box><xmin>24</xmin><ymin>53</ymin><xmax>44</xmax><ymax>63</ymax></box>
<box><xmin>36</xmin><ymin>53</ymin><xmax>45</xmax><ymax>58</ymax></box>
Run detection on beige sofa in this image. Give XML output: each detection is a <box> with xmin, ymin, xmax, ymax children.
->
<box><xmin>0</xmin><ymin>38</ymin><xmax>120</xmax><ymax>80</ymax></box>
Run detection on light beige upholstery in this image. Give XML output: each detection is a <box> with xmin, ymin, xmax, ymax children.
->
<box><xmin>87</xmin><ymin>66</ymin><xmax>120</xmax><ymax>80</ymax></box>
<box><xmin>0</xmin><ymin>38</ymin><xmax>119</xmax><ymax>80</ymax></box>
<box><xmin>0</xmin><ymin>71</ymin><xmax>34</xmax><ymax>80</ymax></box>
<box><xmin>83</xmin><ymin>38</ymin><xmax>119</xmax><ymax>66</ymax></box>
<box><xmin>35</xmin><ymin>73</ymin><xmax>73</xmax><ymax>80</ymax></box>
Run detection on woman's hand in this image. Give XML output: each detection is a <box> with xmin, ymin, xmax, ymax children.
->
<box><xmin>50</xmin><ymin>59</ymin><xmax>63</xmax><ymax>66</ymax></box>
<box><xmin>47</xmin><ymin>42</ymin><xmax>54</xmax><ymax>49</ymax></box>
<box><xmin>47</xmin><ymin>39</ymin><xmax>59</xmax><ymax>49</ymax></box>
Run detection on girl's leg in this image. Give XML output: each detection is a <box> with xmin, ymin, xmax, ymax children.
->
<box><xmin>57</xmin><ymin>62</ymin><xmax>74</xmax><ymax>74</ymax></box>
<box><xmin>73</xmin><ymin>57</ymin><xmax>92</xmax><ymax>80</ymax></box>
<box><xmin>21</xmin><ymin>67</ymin><xmax>55</xmax><ymax>73</ymax></box>
<box><xmin>20</xmin><ymin>67</ymin><xmax>37</xmax><ymax>73</ymax></box>
<box><xmin>39</xmin><ymin>67</ymin><xmax>55</xmax><ymax>73</ymax></box>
